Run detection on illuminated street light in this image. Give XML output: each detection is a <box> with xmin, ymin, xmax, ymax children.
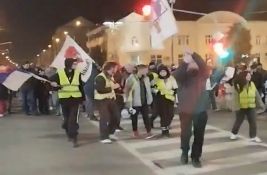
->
<box><xmin>43</xmin><ymin>49</ymin><xmax>46</xmax><ymax>52</ymax></box>
<box><xmin>76</xmin><ymin>20</ymin><xmax>81</xmax><ymax>27</ymax></box>
<box><xmin>64</xmin><ymin>31</ymin><xmax>69</xmax><ymax>35</ymax></box>
<box><xmin>48</xmin><ymin>45</ymin><xmax>52</xmax><ymax>48</ymax></box>
<box><xmin>5</xmin><ymin>56</ymin><xmax>9</xmax><ymax>59</ymax></box>
<box><xmin>55</xmin><ymin>38</ymin><xmax>60</xmax><ymax>43</ymax></box>
<box><xmin>37</xmin><ymin>54</ymin><xmax>40</xmax><ymax>57</ymax></box>
<box><xmin>1</xmin><ymin>52</ymin><xmax>5</xmax><ymax>55</ymax></box>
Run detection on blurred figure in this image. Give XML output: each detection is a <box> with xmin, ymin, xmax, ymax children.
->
<box><xmin>173</xmin><ymin>50</ymin><xmax>224</xmax><ymax>168</ymax></box>
<box><xmin>83</xmin><ymin>63</ymin><xmax>101</xmax><ymax>121</ymax></box>
<box><xmin>0</xmin><ymin>84</ymin><xmax>8</xmax><ymax>117</ymax></box>
<box><xmin>36</xmin><ymin>69</ymin><xmax>50</xmax><ymax>115</ymax></box>
<box><xmin>230</xmin><ymin>71</ymin><xmax>265</xmax><ymax>143</ymax></box>
<box><xmin>20</xmin><ymin>61</ymin><xmax>38</xmax><ymax>115</ymax></box>
<box><xmin>125</xmin><ymin>64</ymin><xmax>153</xmax><ymax>139</ymax></box>
<box><xmin>148</xmin><ymin>61</ymin><xmax>159</xmax><ymax>128</ymax></box>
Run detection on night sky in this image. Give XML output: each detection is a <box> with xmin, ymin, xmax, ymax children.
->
<box><xmin>0</xmin><ymin>0</ymin><xmax>267</xmax><ymax>63</ymax></box>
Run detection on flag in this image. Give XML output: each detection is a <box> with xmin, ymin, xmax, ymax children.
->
<box><xmin>150</xmin><ymin>0</ymin><xmax>178</xmax><ymax>49</ymax></box>
<box><xmin>0</xmin><ymin>70</ymin><xmax>32</xmax><ymax>91</ymax></box>
<box><xmin>51</xmin><ymin>35</ymin><xmax>94</xmax><ymax>82</ymax></box>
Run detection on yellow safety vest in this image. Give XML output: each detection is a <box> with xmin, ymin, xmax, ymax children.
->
<box><xmin>239</xmin><ymin>82</ymin><xmax>256</xmax><ymax>109</ymax></box>
<box><xmin>58</xmin><ymin>69</ymin><xmax>82</xmax><ymax>99</ymax></box>
<box><xmin>150</xmin><ymin>72</ymin><xmax>159</xmax><ymax>93</ymax></box>
<box><xmin>156</xmin><ymin>78</ymin><xmax>175</xmax><ymax>102</ymax></box>
<box><xmin>94</xmin><ymin>72</ymin><xmax>116</xmax><ymax>100</ymax></box>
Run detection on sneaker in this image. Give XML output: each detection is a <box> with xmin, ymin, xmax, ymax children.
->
<box><xmin>250</xmin><ymin>137</ymin><xmax>262</xmax><ymax>143</ymax></box>
<box><xmin>180</xmin><ymin>153</ymin><xmax>188</xmax><ymax>165</ymax></box>
<box><xmin>192</xmin><ymin>158</ymin><xmax>202</xmax><ymax>168</ymax></box>
<box><xmin>100</xmin><ymin>139</ymin><xmax>112</xmax><ymax>144</ymax></box>
<box><xmin>145</xmin><ymin>133</ymin><xmax>155</xmax><ymax>140</ymax></box>
<box><xmin>109</xmin><ymin>134</ymin><xmax>118</xmax><ymax>141</ymax></box>
<box><xmin>230</xmin><ymin>133</ymin><xmax>238</xmax><ymax>140</ymax></box>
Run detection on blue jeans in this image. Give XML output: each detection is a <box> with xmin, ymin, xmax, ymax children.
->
<box><xmin>21</xmin><ymin>88</ymin><xmax>36</xmax><ymax>114</ymax></box>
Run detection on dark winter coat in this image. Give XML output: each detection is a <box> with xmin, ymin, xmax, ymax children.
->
<box><xmin>173</xmin><ymin>53</ymin><xmax>224</xmax><ymax>114</ymax></box>
<box><xmin>0</xmin><ymin>84</ymin><xmax>8</xmax><ymax>100</ymax></box>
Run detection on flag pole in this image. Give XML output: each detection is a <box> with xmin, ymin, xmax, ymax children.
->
<box><xmin>169</xmin><ymin>0</ymin><xmax>176</xmax><ymax>65</ymax></box>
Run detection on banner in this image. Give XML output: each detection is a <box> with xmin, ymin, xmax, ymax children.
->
<box><xmin>150</xmin><ymin>0</ymin><xmax>178</xmax><ymax>49</ymax></box>
<box><xmin>51</xmin><ymin>35</ymin><xmax>94</xmax><ymax>82</ymax></box>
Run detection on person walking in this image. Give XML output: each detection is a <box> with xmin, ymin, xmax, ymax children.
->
<box><xmin>20</xmin><ymin>62</ymin><xmax>38</xmax><ymax>115</ymax></box>
<box><xmin>124</xmin><ymin>64</ymin><xmax>153</xmax><ymax>139</ymax></box>
<box><xmin>50</xmin><ymin>54</ymin><xmax>85</xmax><ymax>148</ymax></box>
<box><xmin>155</xmin><ymin>64</ymin><xmax>178</xmax><ymax>137</ymax></box>
<box><xmin>94</xmin><ymin>61</ymin><xmax>121</xmax><ymax>144</ymax></box>
<box><xmin>173</xmin><ymin>50</ymin><xmax>224</xmax><ymax>168</ymax></box>
<box><xmin>230</xmin><ymin>71</ymin><xmax>265</xmax><ymax>142</ymax></box>
<box><xmin>83</xmin><ymin>63</ymin><xmax>101</xmax><ymax>121</ymax></box>
<box><xmin>148</xmin><ymin>62</ymin><xmax>160</xmax><ymax>128</ymax></box>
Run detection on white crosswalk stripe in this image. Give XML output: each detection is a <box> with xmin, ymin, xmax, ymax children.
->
<box><xmin>90</xmin><ymin>115</ymin><xmax>267</xmax><ymax>175</ymax></box>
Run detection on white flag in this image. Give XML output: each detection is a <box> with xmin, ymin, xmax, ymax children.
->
<box><xmin>2</xmin><ymin>70</ymin><xmax>32</xmax><ymax>91</ymax></box>
<box><xmin>150</xmin><ymin>0</ymin><xmax>178</xmax><ymax>49</ymax></box>
<box><xmin>51</xmin><ymin>35</ymin><xmax>94</xmax><ymax>82</ymax></box>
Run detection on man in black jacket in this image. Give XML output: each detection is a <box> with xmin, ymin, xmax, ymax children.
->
<box><xmin>50</xmin><ymin>57</ymin><xmax>85</xmax><ymax>148</ymax></box>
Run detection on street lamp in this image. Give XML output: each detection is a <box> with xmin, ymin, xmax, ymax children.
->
<box><xmin>1</xmin><ymin>52</ymin><xmax>5</xmax><ymax>55</ymax></box>
<box><xmin>5</xmin><ymin>56</ymin><xmax>9</xmax><ymax>59</ymax></box>
<box><xmin>64</xmin><ymin>31</ymin><xmax>69</xmax><ymax>35</ymax></box>
<box><xmin>55</xmin><ymin>38</ymin><xmax>60</xmax><ymax>43</ymax></box>
<box><xmin>43</xmin><ymin>49</ymin><xmax>46</xmax><ymax>53</ymax></box>
<box><xmin>37</xmin><ymin>54</ymin><xmax>40</xmax><ymax>57</ymax></box>
<box><xmin>48</xmin><ymin>45</ymin><xmax>52</xmax><ymax>48</ymax></box>
<box><xmin>76</xmin><ymin>20</ymin><xmax>81</xmax><ymax>27</ymax></box>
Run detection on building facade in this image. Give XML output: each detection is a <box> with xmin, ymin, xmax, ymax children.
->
<box><xmin>86</xmin><ymin>11</ymin><xmax>267</xmax><ymax>68</ymax></box>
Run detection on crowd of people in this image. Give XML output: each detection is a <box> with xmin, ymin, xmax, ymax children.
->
<box><xmin>1</xmin><ymin>49</ymin><xmax>267</xmax><ymax>168</ymax></box>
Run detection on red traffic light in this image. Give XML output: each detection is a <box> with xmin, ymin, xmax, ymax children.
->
<box><xmin>142</xmin><ymin>5</ymin><xmax>152</xmax><ymax>16</ymax></box>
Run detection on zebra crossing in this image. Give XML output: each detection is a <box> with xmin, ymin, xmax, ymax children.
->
<box><xmin>90</xmin><ymin>115</ymin><xmax>267</xmax><ymax>175</ymax></box>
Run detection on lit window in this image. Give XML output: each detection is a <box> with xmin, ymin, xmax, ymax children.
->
<box><xmin>205</xmin><ymin>35</ymin><xmax>212</xmax><ymax>45</ymax></box>
<box><xmin>256</xmin><ymin>35</ymin><xmax>261</xmax><ymax>45</ymax></box>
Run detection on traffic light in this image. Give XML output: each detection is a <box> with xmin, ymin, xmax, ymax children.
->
<box><xmin>213</xmin><ymin>41</ymin><xmax>230</xmax><ymax>59</ymax></box>
<box><xmin>134</xmin><ymin>0</ymin><xmax>151</xmax><ymax>16</ymax></box>
<box><xmin>142</xmin><ymin>5</ymin><xmax>152</xmax><ymax>17</ymax></box>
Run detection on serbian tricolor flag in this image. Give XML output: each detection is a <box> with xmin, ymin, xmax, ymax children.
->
<box><xmin>51</xmin><ymin>35</ymin><xmax>94</xmax><ymax>82</ymax></box>
<box><xmin>0</xmin><ymin>67</ymin><xmax>31</xmax><ymax>91</ymax></box>
<box><xmin>0</xmin><ymin>66</ymin><xmax>49</xmax><ymax>91</ymax></box>
<box><xmin>150</xmin><ymin>0</ymin><xmax>178</xmax><ymax>49</ymax></box>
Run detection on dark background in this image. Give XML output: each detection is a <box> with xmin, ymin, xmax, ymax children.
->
<box><xmin>0</xmin><ymin>0</ymin><xmax>267</xmax><ymax>62</ymax></box>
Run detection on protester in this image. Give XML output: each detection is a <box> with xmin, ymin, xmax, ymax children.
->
<box><xmin>20</xmin><ymin>61</ymin><xmax>38</xmax><ymax>116</ymax></box>
<box><xmin>155</xmin><ymin>64</ymin><xmax>178</xmax><ymax>137</ymax></box>
<box><xmin>50</xmin><ymin>53</ymin><xmax>85</xmax><ymax>148</ymax></box>
<box><xmin>36</xmin><ymin>69</ymin><xmax>50</xmax><ymax>115</ymax></box>
<box><xmin>173</xmin><ymin>50</ymin><xmax>224</xmax><ymax>168</ymax></box>
<box><xmin>124</xmin><ymin>64</ymin><xmax>153</xmax><ymax>139</ymax></box>
<box><xmin>230</xmin><ymin>71</ymin><xmax>265</xmax><ymax>143</ymax></box>
<box><xmin>94</xmin><ymin>61</ymin><xmax>121</xmax><ymax>144</ymax></box>
<box><xmin>83</xmin><ymin>63</ymin><xmax>101</xmax><ymax>121</ymax></box>
<box><xmin>148</xmin><ymin>61</ymin><xmax>160</xmax><ymax>128</ymax></box>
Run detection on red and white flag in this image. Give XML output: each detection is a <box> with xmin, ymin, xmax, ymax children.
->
<box><xmin>150</xmin><ymin>0</ymin><xmax>178</xmax><ymax>49</ymax></box>
<box><xmin>51</xmin><ymin>36</ymin><xmax>94</xmax><ymax>82</ymax></box>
